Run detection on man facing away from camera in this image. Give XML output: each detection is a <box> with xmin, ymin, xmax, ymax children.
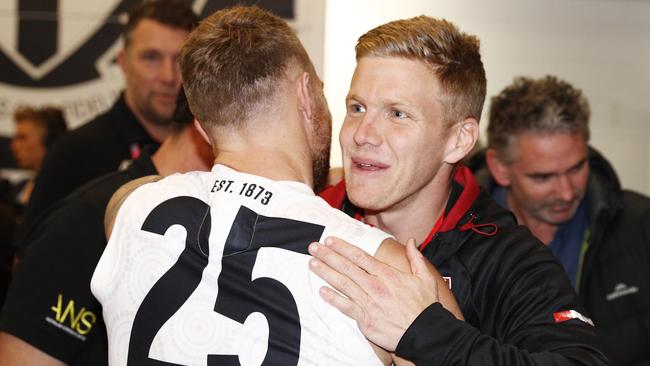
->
<box><xmin>91</xmin><ymin>6</ymin><xmax>461</xmax><ymax>366</ymax></box>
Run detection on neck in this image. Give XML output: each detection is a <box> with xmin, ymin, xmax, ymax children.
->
<box><xmin>507</xmin><ymin>193</ymin><xmax>557</xmax><ymax>245</ymax></box>
<box><xmin>364</xmin><ymin>167</ymin><xmax>453</xmax><ymax>245</ymax></box>
<box><xmin>215</xmin><ymin>149</ymin><xmax>312</xmax><ymax>187</ymax></box>
<box><xmin>151</xmin><ymin>127</ymin><xmax>213</xmax><ymax>176</ymax></box>
<box><xmin>212</xmin><ymin>117</ymin><xmax>314</xmax><ymax>189</ymax></box>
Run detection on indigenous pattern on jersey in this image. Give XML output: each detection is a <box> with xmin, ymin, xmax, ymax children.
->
<box><xmin>91</xmin><ymin>165</ymin><xmax>390</xmax><ymax>366</ymax></box>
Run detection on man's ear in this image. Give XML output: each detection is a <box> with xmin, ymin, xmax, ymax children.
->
<box><xmin>485</xmin><ymin>148</ymin><xmax>511</xmax><ymax>186</ymax></box>
<box><xmin>117</xmin><ymin>49</ymin><xmax>127</xmax><ymax>73</ymax></box>
<box><xmin>296</xmin><ymin>71</ymin><xmax>313</xmax><ymax>123</ymax></box>
<box><xmin>443</xmin><ymin>117</ymin><xmax>479</xmax><ymax>165</ymax></box>
<box><xmin>194</xmin><ymin>119</ymin><xmax>213</xmax><ymax>146</ymax></box>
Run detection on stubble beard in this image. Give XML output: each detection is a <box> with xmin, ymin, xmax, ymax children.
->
<box><xmin>311</xmin><ymin>97</ymin><xmax>332</xmax><ymax>193</ymax></box>
<box><xmin>141</xmin><ymin>95</ymin><xmax>176</xmax><ymax>128</ymax></box>
<box><xmin>531</xmin><ymin>193</ymin><xmax>584</xmax><ymax>226</ymax></box>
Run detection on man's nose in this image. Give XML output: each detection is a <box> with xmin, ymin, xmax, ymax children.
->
<box><xmin>159</xmin><ymin>58</ymin><xmax>179</xmax><ymax>84</ymax></box>
<box><xmin>555</xmin><ymin>175</ymin><xmax>576</xmax><ymax>201</ymax></box>
<box><xmin>352</xmin><ymin>113</ymin><xmax>381</xmax><ymax>147</ymax></box>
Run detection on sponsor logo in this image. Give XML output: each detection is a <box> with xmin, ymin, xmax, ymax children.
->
<box><xmin>553</xmin><ymin>309</ymin><xmax>594</xmax><ymax>326</ymax></box>
<box><xmin>606</xmin><ymin>282</ymin><xmax>639</xmax><ymax>301</ymax></box>
<box><xmin>47</xmin><ymin>293</ymin><xmax>97</xmax><ymax>340</ymax></box>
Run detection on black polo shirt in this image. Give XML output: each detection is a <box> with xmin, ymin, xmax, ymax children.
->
<box><xmin>0</xmin><ymin>150</ymin><xmax>157</xmax><ymax>365</ymax></box>
<box><xmin>16</xmin><ymin>95</ymin><xmax>158</xmax><ymax>254</ymax></box>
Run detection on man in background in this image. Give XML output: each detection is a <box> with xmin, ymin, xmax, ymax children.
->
<box><xmin>15</xmin><ymin>0</ymin><xmax>197</xmax><ymax>255</ymax></box>
<box><xmin>0</xmin><ymin>106</ymin><xmax>67</xmax><ymax>304</ymax></box>
<box><xmin>477</xmin><ymin>75</ymin><xmax>650</xmax><ymax>365</ymax></box>
<box><xmin>0</xmin><ymin>90</ymin><xmax>214</xmax><ymax>366</ymax></box>
<box><xmin>7</xmin><ymin>106</ymin><xmax>68</xmax><ymax>210</ymax></box>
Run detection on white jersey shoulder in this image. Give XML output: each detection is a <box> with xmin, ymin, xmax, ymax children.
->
<box><xmin>91</xmin><ymin>165</ymin><xmax>391</xmax><ymax>366</ymax></box>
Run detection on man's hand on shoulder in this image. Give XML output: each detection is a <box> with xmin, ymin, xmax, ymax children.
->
<box><xmin>308</xmin><ymin>236</ymin><xmax>463</xmax><ymax>352</ymax></box>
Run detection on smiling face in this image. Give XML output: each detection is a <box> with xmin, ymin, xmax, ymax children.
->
<box><xmin>340</xmin><ymin>56</ymin><xmax>455</xmax><ymax>213</ymax></box>
<box><xmin>498</xmin><ymin>132</ymin><xmax>590</xmax><ymax>225</ymax></box>
<box><xmin>120</xmin><ymin>19</ymin><xmax>189</xmax><ymax>128</ymax></box>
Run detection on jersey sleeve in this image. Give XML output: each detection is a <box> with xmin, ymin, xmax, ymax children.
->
<box><xmin>319</xmin><ymin>205</ymin><xmax>392</xmax><ymax>258</ymax></box>
<box><xmin>90</xmin><ymin>180</ymin><xmax>153</xmax><ymax>305</ymax></box>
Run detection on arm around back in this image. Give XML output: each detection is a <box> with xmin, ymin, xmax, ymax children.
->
<box><xmin>0</xmin><ymin>332</ymin><xmax>66</xmax><ymax>366</ymax></box>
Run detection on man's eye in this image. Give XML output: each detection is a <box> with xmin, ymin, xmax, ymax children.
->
<box><xmin>568</xmin><ymin>161</ymin><xmax>587</xmax><ymax>175</ymax></box>
<box><xmin>391</xmin><ymin>110</ymin><xmax>407</xmax><ymax>119</ymax></box>
<box><xmin>531</xmin><ymin>175</ymin><xmax>551</xmax><ymax>182</ymax></box>
<box><xmin>142</xmin><ymin>52</ymin><xmax>160</xmax><ymax>63</ymax></box>
<box><xmin>349</xmin><ymin>104</ymin><xmax>366</xmax><ymax>113</ymax></box>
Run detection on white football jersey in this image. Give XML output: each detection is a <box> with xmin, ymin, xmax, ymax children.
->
<box><xmin>91</xmin><ymin>165</ymin><xmax>392</xmax><ymax>366</ymax></box>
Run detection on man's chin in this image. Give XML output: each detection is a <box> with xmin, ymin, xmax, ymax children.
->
<box><xmin>346</xmin><ymin>184</ymin><xmax>389</xmax><ymax>212</ymax></box>
<box><xmin>539</xmin><ymin>207</ymin><xmax>578</xmax><ymax>225</ymax></box>
<box><xmin>146</xmin><ymin>109</ymin><xmax>174</xmax><ymax>127</ymax></box>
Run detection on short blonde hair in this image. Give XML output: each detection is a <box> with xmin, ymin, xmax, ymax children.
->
<box><xmin>356</xmin><ymin>16</ymin><xmax>486</xmax><ymax>125</ymax></box>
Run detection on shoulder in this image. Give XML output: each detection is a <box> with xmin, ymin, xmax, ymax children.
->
<box><xmin>67</xmin><ymin>170</ymin><xmax>142</xmax><ymax>209</ymax></box>
<box><xmin>621</xmin><ymin>190</ymin><xmax>650</xmax><ymax>214</ymax></box>
<box><xmin>456</xmin><ymin>196</ymin><xmax>566</xmax><ymax>289</ymax></box>
<box><xmin>104</xmin><ymin>175</ymin><xmax>163</xmax><ymax>238</ymax></box>
<box><xmin>61</xmin><ymin>111</ymin><xmax>116</xmax><ymax>145</ymax></box>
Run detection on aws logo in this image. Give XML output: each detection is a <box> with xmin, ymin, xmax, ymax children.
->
<box><xmin>46</xmin><ymin>294</ymin><xmax>97</xmax><ymax>340</ymax></box>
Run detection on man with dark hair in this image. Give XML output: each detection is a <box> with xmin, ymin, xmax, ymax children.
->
<box><xmin>476</xmin><ymin>75</ymin><xmax>650</xmax><ymax>366</ymax></box>
<box><xmin>91</xmin><ymin>6</ymin><xmax>461</xmax><ymax>365</ymax></box>
<box><xmin>15</xmin><ymin>0</ymin><xmax>198</xmax><ymax>255</ymax></box>
<box><xmin>7</xmin><ymin>106</ymin><xmax>68</xmax><ymax>210</ymax></box>
<box><xmin>11</xmin><ymin>107</ymin><xmax>68</xmax><ymax>164</ymax></box>
<box><xmin>310</xmin><ymin>17</ymin><xmax>609</xmax><ymax>365</ymax></box>
<box><xmin>0</xmin><ymin>90</ymin><xmax>214</xmax><ymax>366</ymax></box>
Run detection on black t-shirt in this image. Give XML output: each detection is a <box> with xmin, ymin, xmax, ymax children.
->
<box><xmin>15</xmin><ymin>95</ymin><xmax>158</xmax><ymax>255</ymax></box>
<box><xmin>0</xmin><ymin>150</ymin><xmax>157</xmax><ymax>365</ymax></box>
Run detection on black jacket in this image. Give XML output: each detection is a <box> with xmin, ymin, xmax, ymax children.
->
<box><xmin>321</xmin><ymin>166</ymin><xmax>609</xmax><ymax>365</ymax></box>
<box><xmin>469</xmin><ymin>147</ymin><xmax>650</xmax><ymax>366</ymax></box>
<box><xmin>0</xmin><ymin>150</ymin><xmax>157</xmax><ymax>365</ymax></box>
<box><xmin>15</xmin><ymin>95</ymin><xmax>158</xmax><ymax>255</ymax></box>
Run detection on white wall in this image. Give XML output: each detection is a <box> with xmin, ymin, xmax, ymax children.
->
<box><xmin>323</xmin><ymin>0</ymin><xmax>650</xmax><ymax>195</ymax></box>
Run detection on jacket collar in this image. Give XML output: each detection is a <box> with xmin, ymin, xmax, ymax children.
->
<box><xmin>319</xmin><ymin>165</ymin><xmax>487</xmax><ymax>247</ymax></box>
<box><xmin>110</xmin><ymin>94</ymin><xmax>159</xmax><ymax>150</ymax></box>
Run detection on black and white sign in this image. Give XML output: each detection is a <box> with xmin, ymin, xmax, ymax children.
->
<box><xmin>0</xmin><ymin>0</ymin><xmax>320</xmax><ymax>135</ymax></box>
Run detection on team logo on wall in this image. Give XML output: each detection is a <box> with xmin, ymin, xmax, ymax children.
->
<box><xmin>0</xmin><ymin>0</ymin><xmax>139</xmax><ymax>130</ymax></box>
<box><xmin>0</xmin><ymin>0</ymin><xmax>137</xmax><ymax>87</ymax></box>
<box><xmin>0</xmin><ymin>0</ymin><xmax>293</xmax><ymax>131</ymax></box>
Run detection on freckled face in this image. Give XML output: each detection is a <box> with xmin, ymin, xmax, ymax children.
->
<box><xmin>340</xmin><ymin>56</ymin><xmax>451</xmax><ymax>212</ymax></box>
